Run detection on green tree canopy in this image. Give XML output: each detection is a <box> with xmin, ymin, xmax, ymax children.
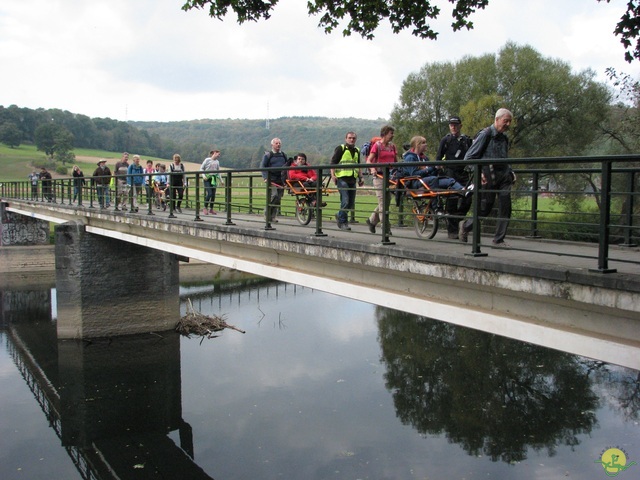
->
<box><xmin>34</xmin><ymin>123</ymin><xmax>75</xmax><ymax>159</ymax></box>
<box><xmin>182</xmin><ymin>0</ymin><xmax>640</xmax><ymax>63</ymax></box>
<box><xmin>390</xmin><ymin>43</ymin><xmax>611</xmax><ymax>158</ymax></box>
<box><xmin>0</xmin><ymin>122</ymin><xmax>22</xmax><ymax>148</ymax></box>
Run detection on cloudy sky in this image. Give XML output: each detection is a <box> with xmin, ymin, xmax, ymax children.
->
<box><xmin>1</xmin><ymin>0</ymin><xmax>638</xmax><ymax>122</ymax></box>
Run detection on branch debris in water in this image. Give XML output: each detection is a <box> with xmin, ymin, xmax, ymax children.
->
<box><xmin>176</xmin><ymin>299</ymin><xmax>246</xmax><ymax>338</ymax></box>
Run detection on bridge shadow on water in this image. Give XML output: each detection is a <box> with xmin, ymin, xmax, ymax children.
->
<box><xmin>1</xmin><ymin>277</ymin><xmax>639</xmax><ymax>479</ymax></box>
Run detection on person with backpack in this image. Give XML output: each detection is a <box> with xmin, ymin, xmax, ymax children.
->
<box><xmin>459</xmin><ymin>108</ymin><xmax>515</xmax><ymax>247</ymax></box>
<box><xmin>365</xmin><ymin>125</ymin><xmax>398</xmax><ymax>234</ymax></box>
<box><xmin>436</xmin><ymin>115</ymin><xmax>474</xmax><ymax>239</ymax></box>
<box><xmin>330</xmin><ymin>131</ymin><xmax>362</xmax><ymax>231</ymax></box>
<box><xmin>260</xmin><ymin>138</ymin><xmax>288</xmax><ymax>223</ymax></box>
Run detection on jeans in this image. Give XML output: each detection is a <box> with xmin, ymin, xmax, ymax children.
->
<box><xmin>336</xmin><ymin>177</ymin><xmax>356</xmax><ymax>225</ymax></box>
<box><xmin>96</xmin><ymin>185</ymin><xmax>108</xmax><ymax>207</ymax></box>
<box><xmin>203</xmin><ymin>179</ymin><xmax>217</xmax><ymax>210</ymax></box>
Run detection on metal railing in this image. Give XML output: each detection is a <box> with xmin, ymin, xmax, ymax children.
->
<box><xmin>2</xmin><ymin>155</ymin><xmax>638</xmax><ymax>273</ymax></box>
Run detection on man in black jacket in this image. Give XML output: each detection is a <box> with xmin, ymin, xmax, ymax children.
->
<box><xmin>436</xmin><ymin>116</ymin><xmax>472</xmax><ymax>239</ymax></box>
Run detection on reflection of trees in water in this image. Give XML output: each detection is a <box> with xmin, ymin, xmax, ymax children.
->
<box><xmin>376</xmin><ymin>309</ymin><xmax>601</xmax><ymax>463</ymax></box>
<box><xmin>594</xmin><ymin>368</ymin><xmax>640</xmax><ymax>422</ymax></box>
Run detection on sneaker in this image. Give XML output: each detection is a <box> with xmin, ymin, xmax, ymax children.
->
<box><xmin>459</xmin><ymin>221</ymin><xmax>468</xmax><ymax>243</ymax></box>
<box><xmin>492</xmin><ymin>240</ymin><xmax>510</xmax><ymax>248</ymax></box>
<box><xmin>176</xmin><ymin>207</ymin><xmax>182</xmax><ymax>213</ymax></box>
<box><xmin>210</xmin><ymin>210</ymin><xmax>217</xmax><ymax>215</ymax></box>
<box><xmin>366</xmin><ymin>218</ymin><xmax>376</xmax><ymax>234</ymax></box>
<box><xmin>321</xmin><ymin>202</ymin><xmax>327</xmax><ymax>207</ymax></box>
<box><xmin>338</xmin><ymin>222</ymin><xmax>351</xmax><ymax>231</ymax></box>
<box><xmin>465</xmin><ymin>184</ymin><xmax>474</xmax><ymax>197</ymax></box>
<box><xmin>448</xmin><ymin>233</ymin><xmax>459</xmax><ymax>240</ymax></box>
<box><xmin>203</xmin><ymin>208</ymin><xmax>209</xmax><ymax>215</ymax></box>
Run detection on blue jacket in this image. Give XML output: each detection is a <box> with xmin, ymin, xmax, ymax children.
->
<box><xmin>127</xmin><ymin>164</ymin><xmax>145</xmax><ymax>186</ymax></box>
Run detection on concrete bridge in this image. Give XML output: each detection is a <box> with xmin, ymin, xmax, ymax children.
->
<box><xmin>1</xmin><ymin>198</ymin><xmax>639</xmax><ymax>370</ymax></box>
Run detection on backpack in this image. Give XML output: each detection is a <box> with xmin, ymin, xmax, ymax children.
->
<box><xmin>471</xmin><ymin>127</ymin><xmax>492</xmax><ymax>158</ymax></box>
<box><xmin>361</xmin><ymin>136</ymin><xmax>382</xmax><ymax>158</ymax></box>
<box><xmin>441</xmin><ymin>133</ymin><xmax>472</xmax><ymax>159</ymax></box>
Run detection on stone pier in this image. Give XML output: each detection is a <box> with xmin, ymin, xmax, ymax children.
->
<box><xmin>55</xmin><ymin>223</ymin><xmax>179</xmax><ymax>339</ymax></box>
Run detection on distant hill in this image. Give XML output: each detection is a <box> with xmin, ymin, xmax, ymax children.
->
<box><xmin>131</xmin><ymin>116</ymin><xmax>387</xmax><ymax>167</ymax></box>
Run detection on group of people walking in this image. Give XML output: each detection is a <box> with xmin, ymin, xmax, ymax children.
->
<box><xmin>90</xmin><ymin>152</ymin><xmax>188</xmax><ymax>212</ymax></box>
<box><xmin>27</xmin><ymin>107</ymin><xmax>514</xmax><ymax>244</ymax></box>
<box><xmin>261</xmin><ymin>107</ymin><xmax>515</xmax><ymax>245</ymax></box>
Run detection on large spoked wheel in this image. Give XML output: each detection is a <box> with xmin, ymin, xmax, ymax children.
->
<box><xmin>413</xmin><ymin>202</ymin><xmax>438</xmax><ymax>239</ymax></box>
<box><xmin>295</xmin><ymin>197</ymin><xmax>313</xmax><ymax>225</ymax></box>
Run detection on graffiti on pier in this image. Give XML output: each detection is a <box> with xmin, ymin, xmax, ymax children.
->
<box><xmin>0</xmin><ymin>210</ymin><xmax>49</xmax><ymax>246</ymax></box>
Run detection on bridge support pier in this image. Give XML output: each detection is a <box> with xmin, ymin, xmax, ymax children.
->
<box><xmin>0</xmin><ymin>202</ymin><xmax>49</xmax><ymax>246</ymax></box>
<box><xmin>55</xmin><ymin>223</ymin><xmax>179</xmax><ymax>339</ymax></box>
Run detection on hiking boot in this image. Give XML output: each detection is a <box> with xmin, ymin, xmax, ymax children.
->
<box><xmin>366</xmin><ymin>218</ymin><xmax>376</xmax><ymax>234</ymax></box>
<box><xmin>459</xmin><ymin>221</ymin><xmax>468</xmax><ymax>243</ymax></box>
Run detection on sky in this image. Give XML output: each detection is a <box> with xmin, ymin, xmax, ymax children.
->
<box><xmin>1</xmin><ymin>0</ymin><xmax>639</xmax><ymax>122</ymax></box>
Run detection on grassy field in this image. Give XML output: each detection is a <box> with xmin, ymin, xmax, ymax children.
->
<box><xmin>0</xmin><ymin>144</ymin><xmax>203</xmax><ymax>181</ymax></box>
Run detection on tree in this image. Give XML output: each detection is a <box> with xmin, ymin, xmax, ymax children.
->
<box><xmin>34</xmin><ymin>123</ymin><xmax>75</xmax><ymax>161</ymax></box>
<box><xmin>181</xmin><ymin>0</ymin><xmax>640</xmax><ymax>63</ymax></box>
<box><xmin>390</xmin><ymin>43</ymin><xmax>611</xmax><ymax>158</ymax></box>
<box><xmin>0</xmin><ymin>122</ymin><xmax>22</xmax><ymax>148</ymax></box>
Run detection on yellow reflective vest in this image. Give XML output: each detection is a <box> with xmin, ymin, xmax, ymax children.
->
<box><xmin>335</xmin><ymin>145</ymin><xmax>360</xmax><ymax>178</ymax></box>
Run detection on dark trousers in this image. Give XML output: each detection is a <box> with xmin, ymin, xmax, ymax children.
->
<box><xmin>336</xmin><ymin>177</ymin><xmax>356</xmax><ymax>225</ymax></box>
<box><xmin>203</xmin><ymin>179</ymin><xmax>217</xmax><ymax>210</ymax></box>
<box><xmin>446</xmin><ymin>194</ymin><xmax>472</xmax><ymax>234</ymax></box>
<box><xmin>462</xmin><ymin>168</ymin><xmax>513</xmax><ymax>243</ymax></box>
<box><xmin>169</xmin><ymin>184</ymin><xmax>184</xmax><ymax>209</ymax></box>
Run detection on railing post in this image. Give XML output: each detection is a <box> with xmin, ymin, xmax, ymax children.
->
<box><xmin>380</xmin><ymin>167</ymin><xmax>395</xmax><ymax>245</ymax></box>
<box><xmin>224</xmin><ymin>172</ymin><xmax>235</xmax><ymax>225</ymax></box>
<box><xmin>312</xmin><ymin>167</ymin><xmax>326</xmax><ymax>237</ymax></box>
<box><xmin>193</xmin><ymin>172</ymin><xmax>202</xmax><ymax>222</ymax></box>
<box><xmin>467</xmin><ymin>162</ymin><xmax>487</xmax><ymax>257</ymax></box>
<box><xmin>621</xmin><ymin>170</ymin><xmax>637</xmax><ymax>247</ymax></box>
<box><xmin>248</xmin><ymin>175</ymin><xmax>255</xmax><ymax>214</ymax></box>
<box><xmin>527</xmin><ymin>172</ymin><xmax>541</xmax><ymax>238</ymax></box>
<box><xmin>590</xmin><ymin>159</ymin><xmax>617</xmax><ymax>273</ymax></box>
<box><xmin>145</xmin><ymin>172</ymin><xmax>154</xmax><ymax>215</ymax></box>
<box><xmin>264</xmin><ymin>176</ymin><xmax>275</xmax><ymax>230</ymax></box>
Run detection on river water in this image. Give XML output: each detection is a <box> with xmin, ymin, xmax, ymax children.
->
<box><xmin>0</xmin><ymin>277</ymin><xmax>638</xmax><ymax>480</ymax></box>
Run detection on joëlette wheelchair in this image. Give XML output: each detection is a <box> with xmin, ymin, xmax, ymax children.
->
<box><xmin>285</xmin><ymin>174</ymin><xmax>335</xmax><ymax>225</ymax></box>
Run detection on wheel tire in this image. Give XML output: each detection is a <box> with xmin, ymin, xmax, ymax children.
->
<box><xmin>413</xmin><ymin>202</ymin><xmax>438</xmax><ymax>239</ymax></box>
<box><xmin>295</xmin><ymin>198</ymin><xmax>312</xmax><ymax>225</ymax></box>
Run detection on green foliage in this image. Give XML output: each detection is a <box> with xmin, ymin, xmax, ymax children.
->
<box><xmin>182</xmin><ymin>0</ymin><xmax>638</xmax><ymax>63</ymax></box>
<box><xmin>131</xmin><ymin>117</ymin><xmax>383</xmax><ymax>167</ymax></box>
<box><xmin>0</xmin><ymin>121</ymin><xmax>22</xmax><ymax>148</ymax></box>
<box><xmin>390</xmin><ymin>43</ymin><xmax>611</xmax><ymax>158</ymax></box>
<box><xmin>55</xmin><ymin>164</ymin><xmax>69</xmax><ymax>175</ymax></box>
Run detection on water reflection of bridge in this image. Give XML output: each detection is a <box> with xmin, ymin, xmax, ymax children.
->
<box><xmin>5</xmin><ymin>317</ymin><xmax>214</xmax><ymax>480</ymax></box>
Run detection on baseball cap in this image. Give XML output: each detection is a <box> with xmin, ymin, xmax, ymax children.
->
<box><xmin>448</xmin><ymin>116</ymin><xmax>462</xmax><ymax>124</ymax></box>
